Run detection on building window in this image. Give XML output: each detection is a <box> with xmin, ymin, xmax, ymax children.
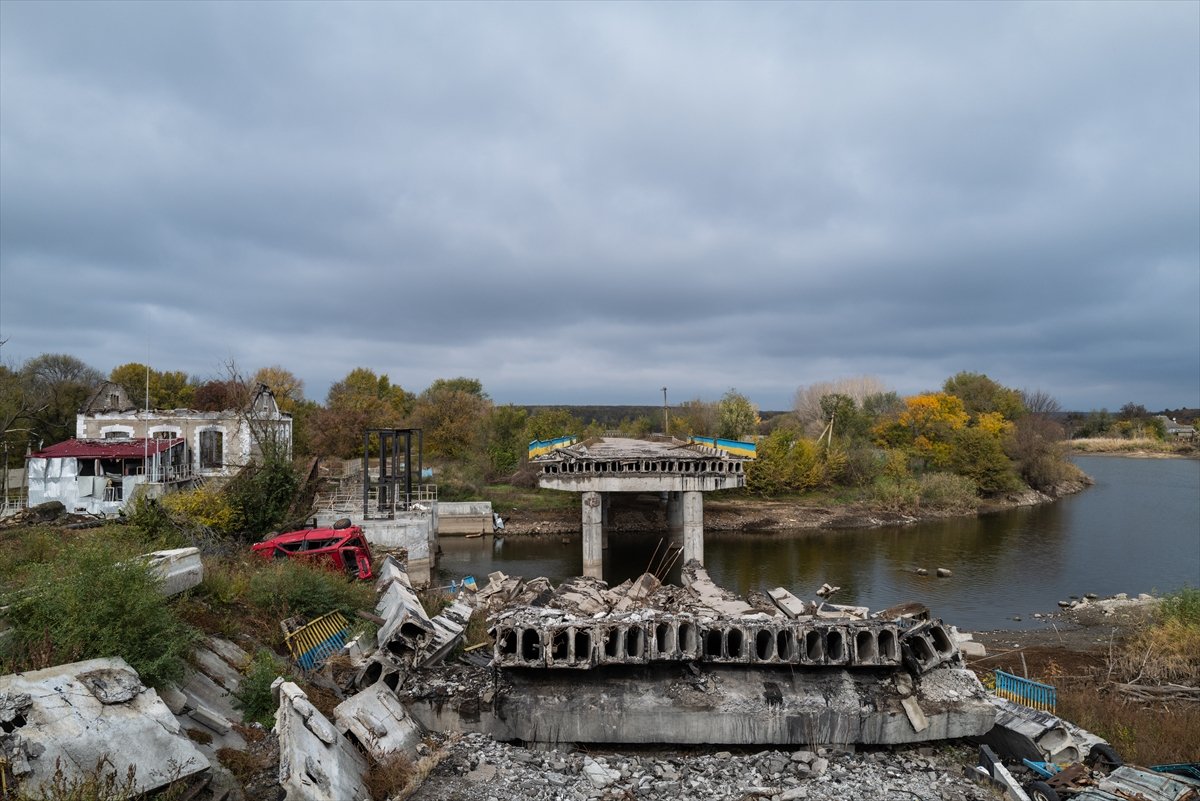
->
<box><xmin>153</xmin><ymin>430</ymin><xmax>176</xmax><ymax>439</ymax></box>
<box><xmin>108</xmin><ymin>393</ymin><xmax>120</xmax><ymax>408</ymax></box>
<box><xmin>200</xmin><ymin>430</ymin><xmax>224</xmax><ymax>469</ymax></box>
<box><xmin>104</xmin><ymin>431</ymin><xmax>129</xmax><ymax>439</ymax></box>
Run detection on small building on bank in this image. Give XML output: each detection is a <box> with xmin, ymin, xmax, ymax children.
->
<box><xmin>26</xmin><ymin>437</ymin><xmax>190</xmax><ymax>515</ymax></box>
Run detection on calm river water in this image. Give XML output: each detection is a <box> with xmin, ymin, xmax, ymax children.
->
<box><xmin>436</xmin><ymin>456</ymin><xmax>1200</xmax><ymax>631</ymax></box>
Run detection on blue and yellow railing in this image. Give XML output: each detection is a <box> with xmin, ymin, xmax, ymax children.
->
<box><xmin>995</xmin><ymin>669</ymin><xmax>1056</xmax><ymax>713</ymax></box>
<box><xmin>689</xmin><ymin>436</ymin><xmax>757</xmax><ymax>459</ymax></box>
<box><xmin>528</xmin><ymin>436</ymin><xmax>577</xmax><ymax>460</ymax></box>
<box><xmin>285</xmin><ymin>611</ymin><xmax>351</xmax><ymax>670</ymax></box>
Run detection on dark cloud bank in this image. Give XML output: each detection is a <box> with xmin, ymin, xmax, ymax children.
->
<box><xmin>2</xmin><ymin>1</ymin><xmax>1197</xmax><ymax>410</ymax></box>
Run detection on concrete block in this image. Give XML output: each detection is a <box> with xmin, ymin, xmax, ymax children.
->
<box><xmin>141</xmin><ymin>547</ymin><xmax>204</xmax><ymax>596</ymax></box>
<box><xmin>334</xmin><ymin>682</ymin><xmax>424</xmax><ymax>761</ymax></box>
<box><xmin>276</xmin><ymin>681</ymin><xmax>369</xmax><ymax>801</ymax></box>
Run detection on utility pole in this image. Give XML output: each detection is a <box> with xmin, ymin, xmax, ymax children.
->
<box><xmin>661</xmin><ymin>387</ymin><xmax>669</xmax><ymax>436</ymax></box>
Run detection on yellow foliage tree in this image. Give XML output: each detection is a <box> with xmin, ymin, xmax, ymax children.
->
<box><xmin>875</xmin><ymin>392</ymin><xmax>968</xmax><ymax>469</ymax></box>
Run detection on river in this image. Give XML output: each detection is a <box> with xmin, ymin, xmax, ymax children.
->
<box><xmin>436</xmin><ymin>456</ymin><xmax>1200</xmax><ymax>630</ymax></box>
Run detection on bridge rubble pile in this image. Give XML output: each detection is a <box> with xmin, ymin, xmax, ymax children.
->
<box><xmin>383</xmin><ymin>562</ymin><xmax>996</xmax><ymax>749</ymax></box>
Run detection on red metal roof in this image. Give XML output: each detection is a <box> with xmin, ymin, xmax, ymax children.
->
<box><xmin>30</xmin><ymin>438</ymin><xmax>185</xmax><ymax>460</ymax></box>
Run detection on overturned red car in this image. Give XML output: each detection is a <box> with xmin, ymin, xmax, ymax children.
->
<box><xmin>251</xmin><ymin>521</ymin><xmax>374</xmax><ymax>580</ymax></box>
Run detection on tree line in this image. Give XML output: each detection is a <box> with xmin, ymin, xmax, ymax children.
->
<box><xmin>3</xmin><ymin>352</ymin><xmax>1180</xmax><ymax>507</ymax></box>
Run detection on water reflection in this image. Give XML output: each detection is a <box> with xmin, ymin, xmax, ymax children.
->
<box><xmin>436</xmin><ymin>456</ymin><xmax>1200</xmax><ymax>630</ymax></box>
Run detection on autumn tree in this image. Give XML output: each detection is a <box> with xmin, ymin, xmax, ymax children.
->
<box><xmin>874</xmin><ymin>392</ymin><xmax>969</xmax><ymax>469</ymax></box>
<box><xmin>670</xmin><ymin>398</ymin><xmax>719</xmax><ymax>439</ymax></box>
<box><xmin>486</xmin><ymin>404</ymin><xmax>528</xmax><ymax>478</ymax></box>
<box><xmin>311</xmin><ymin>368</ymin><xmax>414</xmax><ymax>458</ymax></box>
<box><xmin>109</xmin><ymin>362</ymin><xmax>194</xmax><ymax>409</ymax></box>
<box><xmin>717</xmin><ymin>389</ymin><xmax>759</xmax><ymax>440</ymax></box>
<box><xmin>943</xmin><ymin>372</ymin><xmax>1025</xmax><ymax>420</ymax></box>
<box><xmin>745</xmin><ymin>425</ymin><xmax>824</xmax><ymax>496</ymax></box>
<box><xmin>410</xmin><ymin>378</ymin><xmax>492</xmax><ymax>461</ymax></box>
<box><xmin>524</xmin><ymin>408</ymin><xmax>582</xmax><ymax>442</ymax></box>
<box><xmin>253</xmin><ymin>366</ymin><xmax>305</xmax><ymax>413</ymax></box>
<box><xmin>1006</xmin><ymin>411</ymin><xmax>1072</xmax><ymax>491</ymax></box>
<box><xmin>21</xmin><ymin>354</ymin><xmax>103</xmax><ymax>446</ymax></box>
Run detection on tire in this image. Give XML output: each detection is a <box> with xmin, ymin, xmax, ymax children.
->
<box><xmin>1025</xmin><ymin>781</ymin><xmax>1060</xmax><ymax>801</ymax></box>
<box><xmin>332</xmin><ymin>517</ymin><xmax>352</xmax><ymax>530</ymax></box>
<box><xmin>1087</xmin><ymin>743</ymin><xmax>1123</xmax><ymax>772</ymax></box>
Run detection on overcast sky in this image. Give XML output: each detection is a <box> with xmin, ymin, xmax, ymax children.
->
<box><xmin>2</xmin><ymin>1</ymin><xmax>1197</xmax><ymax>412</ymax></box>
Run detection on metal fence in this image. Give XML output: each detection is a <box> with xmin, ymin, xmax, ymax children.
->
<box><xmin>995</xmin><ymin>669</ymin><xmax>1057</xmax><ymax>712</ymax></box>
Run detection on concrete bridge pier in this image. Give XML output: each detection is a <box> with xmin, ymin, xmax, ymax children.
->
<box><xmin>582</xmin><ymin>491</ymin><xmax>603</xmax><ymax>578</ymax></box>
<box><xmin>682</xmin><ymin>490</ymin><xmax>704</xmax><ymax>565</ymax></box>
<box><xmin>601</xmin><ymin>492</ymin><xmax>610</xmax><ymax>549</ymax></box>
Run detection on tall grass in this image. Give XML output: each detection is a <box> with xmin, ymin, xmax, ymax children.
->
<box><xmin>1</xmin><ymin>540</ymin><xmax>198</xmax><ymax>687</ymax></box>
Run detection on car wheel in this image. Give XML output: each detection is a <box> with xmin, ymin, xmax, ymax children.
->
<box><xmin>333</xmin><ymin>517</ymin><xmax>352</xmax><ymax>529</ymax></box>
<box><xmin>1025</xmin><ymin>781</ymin><xmax>1060</xmax><ymax>801</ymax></box>
<box><xmin>1086</xmin><ymin>743</ymin><xmax>1123</xmax><ymax>772</ymax></box>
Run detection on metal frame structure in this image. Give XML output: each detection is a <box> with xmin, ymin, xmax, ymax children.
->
<box><xmin>362</xmin><ymin>428</ymin><xmax>423</xmax><ymax>519</ymax></box>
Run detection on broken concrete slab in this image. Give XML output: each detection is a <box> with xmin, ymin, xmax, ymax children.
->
<box><xmin>0</xmin><ymin>657</ymin><xmax>210</xmax><ymax>797</ymax></box>
<box><xmin>549</xmin><ymin>576</ymin><xmax>610</xmax><ymax>616</ymax></box>
<box><xmin>333</xmin><ymin>681</ymin><xmax>424</xmax><ymax>761</ymax></box>
<box><xmin>768</xmin><ymin>587</ymin><xmax>810</xmax><ymax>619</ymax></box>
<box><xmin>275</xmin><ymin>680</ymin><xmax>369</xmax><ymax>801</ymax></box>
<box><xmin>611</xmin><ymin>573</ymin><xmax>662</xmax><ymax>613</ymax></box>
<box><xmin>416</xmin><ymin>599</ymin><xmax>473</xmax><ymax>668</ymax></box>
<box><xmin>142</xmin><ymin>547</ymin><xmax>204</xmax><ymax>596</ymax></box>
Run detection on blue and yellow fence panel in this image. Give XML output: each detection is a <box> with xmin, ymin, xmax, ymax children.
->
<box><xmin>994</xmin><ymin>669</ymin><xmax>1056</xmax><ymax>713</ymax></box>
<box><xmin>689</xmin><ymin>436</ymin><xmax>758</xmax><ymax>459</ymax></box>
<box><xmin>528</xmin><ymin>436</ymin><xmax>577</xmax><ymax>460</ymax></box>
<box><xmin>285</xmin><ymin>611</ymin><xmax>351</xmax><ymax>671</ymax></box>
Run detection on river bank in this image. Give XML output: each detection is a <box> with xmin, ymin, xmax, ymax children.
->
<box><xmin>495</xmin><ymin>476</ymin><xmax>1093</xmax><ymax>536</ymax></box>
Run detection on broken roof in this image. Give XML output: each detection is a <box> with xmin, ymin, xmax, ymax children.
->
<box><xmin>30</xmin><ymin>437</ymin><xmax>184</xmax><ymax>460</ymax></box>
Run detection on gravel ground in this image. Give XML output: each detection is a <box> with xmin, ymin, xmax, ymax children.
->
<box><xmin>408</xmin><ymin>733</ymin><xmax>1003</xmax><ymax>801</ymax></box>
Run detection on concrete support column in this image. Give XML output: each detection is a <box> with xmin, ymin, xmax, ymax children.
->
<box><xmin>601</xmin><ymin>492</ymin><xmax>610</xmax><ymax>549</ymax></box>
<box><xmin>667</xmin><ymin>490</ymin><xmax>684</xmax><ymax>548</ymax></box>
<box><xmin>682</xmin><ymin>490</ymin><xmax>704</xmax><ymax>566</ymax></box>
<box><xmin>582</xmin><ymin>491</ymin><xmax>603</xmax><ymax>578</ymax></box>
<box><xmin>666</xmin><ymin>491</ymin><xmax>683</xmax><ymax>530</ymax></box>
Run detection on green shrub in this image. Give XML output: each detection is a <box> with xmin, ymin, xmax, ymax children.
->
<box><xmin>2</xmin><ymin>542</ymin><xmax>198</xmax><ymax>687</ymax></box>
<box><xmin>917</xmin><ymin>472</ymin><xmax>979</xmax><ymax>512</ymax></box>
<box><xmin>225</xmin><ymin>459</ymin><xmax>298</xmax><ymax>539</ymax></box>
<box><xmin>870</xmin><ymin>476</ymin><xmax>920</xmax><ymax>511</ymax></box>
<box><xmin>1160</xmin><ymin>587</ymin><xmax>1200</xmax><ymax>627</ymax></box>
<box><xmin>233</xmin><ymin>649</ymin><xmax>286</xmax><ymax>727</ymax></box>
<box><xmin>161</xmin><ymin>485</ymin><xmax>242</xmax><ymax>535</ymax></box>
<box><xmin>245</xmin><ymin>560</ymin><xmax>377</xmax><ymax>620</ymax></box>
<box><xmin>125</xmin><ymin>495</ymin><xmax>189</xmax><ymax>548</ymax></box>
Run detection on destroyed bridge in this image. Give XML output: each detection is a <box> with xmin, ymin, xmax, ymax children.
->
<box><xmin>531</xmin><ymin>436</ymin><xmax>747</xmax><ymax>578</ymax></box>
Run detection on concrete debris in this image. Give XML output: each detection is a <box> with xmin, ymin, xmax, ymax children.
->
<box><xmin>548</xmin><ymin>576</ymin><xmax>610</xmax><ymax>616</ymax></box>
<box><xmin>0</xmin><ymin>657</ymin><xmax>210</xmax><ymax>798</ymax></box>
<box><xmin>142</xmin><ymin>547</ymin><xmax>204</xmax><ymax>596</ymax></box>
<box><xmin>682</xmin><ymin>562</ymin><xmax>763</xmax><ymax>616</ymax></box>
<box><xmin>610</xmin><ymin>572</ymin><xmax>662</xmax><ymax>612</ymax></box>
<box><xmin>768</xmin><ymin>587</ymin><xmax>811</xmax><ymax>619</ymax></box>
<box><xmin>899</xmin><ymin>620</ymin><xmax>963</xmax><ymax>675</ymax></box>
<box><xmin>333</xmin><ymin>681</ymin><xmax>424</xmax><ymax>762</ymax></box>
<box><xmin>375</xmin><ymin>555</ymin><xmax>437</xmax><ymax>660</ymax></box>
<box><xmin>274</xmin><ymin>679</ymin><xmax>370</xmax><ymax>801</ymax></box>
<box><xmin>815</xmin><ymin>582</ymin><xmax>840</xmax><ymax>598</ymax></box>
<box><xmin>979</xmin><ymin>696</ymin><xmax>1108</xmax><ymax>765</ymax></box>
<box><xmin>407</xmin><ymin>731</ymin><xmax>1002</xmax><ymax>801</ymax></box>
<box><xmin>815</xmin><ymin>602</ymin><xmax>868</xmax><ymax>620</ymax></box>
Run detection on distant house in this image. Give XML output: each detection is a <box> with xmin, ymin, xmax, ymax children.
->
<box><xmin>1155</xmin><ymin>415</ymin><xmax>1196</xmax><ymax>440</ymax></box>
<box><xmin>26</xmin><ymin>437</ymin><xmax>189</xmax><ymax>515</ymax></box>
<box><xmin>76</xmin><ymin>381</ymin><xmax>292</xmax><ymax>478</ymax></box>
